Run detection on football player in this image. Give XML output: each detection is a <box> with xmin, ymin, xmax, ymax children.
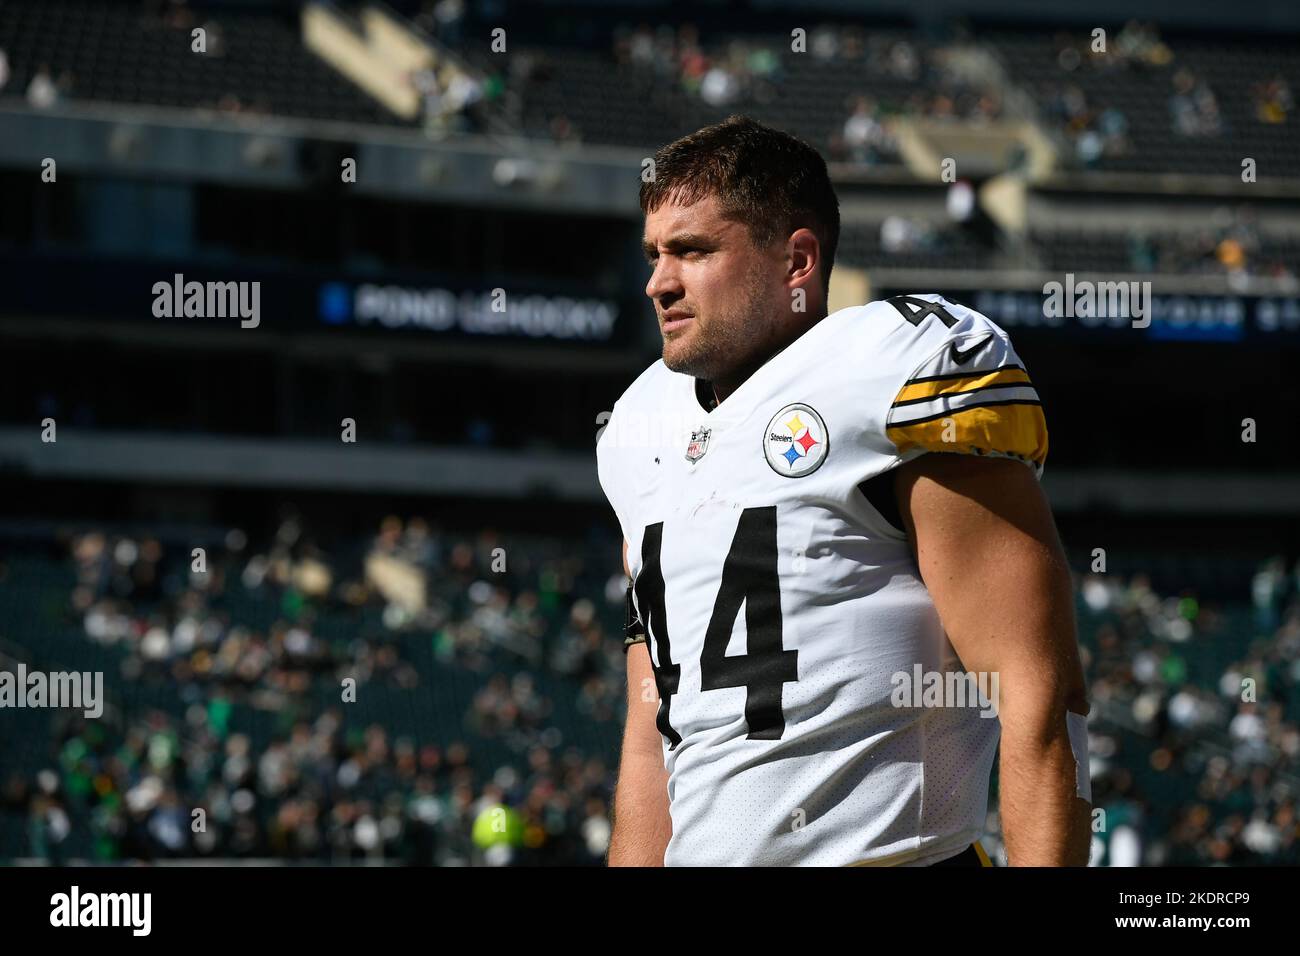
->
<box><xmin>597</xmin><ymin>116</ymin><xmax>1091</xmax><ymax>866</ymax></box>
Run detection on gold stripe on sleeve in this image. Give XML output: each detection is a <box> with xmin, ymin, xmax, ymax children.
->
<box><xmin>887</xmin><ymin>402</ymin><xmax>1048</xmax><ymax>466</ymax></box>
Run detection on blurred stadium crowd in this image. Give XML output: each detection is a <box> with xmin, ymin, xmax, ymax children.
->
<box><xmin>2</xmin><ymin>518</ymin><xmax>1298</xmax><ymax>865</ymax></box>
<box><xmin>1</xmin><ymin>519</ymin><xmax>625</xmax><ymax>865</ymax></box>
<box><xmin>3</xmin><ymin>3</ymin><xmax>1298</xmax><ymax>283</ymax></box>
<box><xmin>4</xmin><ymin>5</ymin><xmax>1295</xmax><ymax>170</ymax></box>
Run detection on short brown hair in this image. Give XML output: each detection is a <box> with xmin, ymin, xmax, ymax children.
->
<box><xmin>639</xmin><ymin>115</ymin><xmax>840</xmax><ymax>302</ymax></box>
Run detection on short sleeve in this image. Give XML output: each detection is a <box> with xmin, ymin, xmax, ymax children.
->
<box><xmin>884</xmin><ymin>323</ymin><xmax>1049</xmax><ymax>477</ymax></box>
<box><xmin>596</xmin><ymin>402</ymin><xmax>636</xmax><ymax>549</ymax></box>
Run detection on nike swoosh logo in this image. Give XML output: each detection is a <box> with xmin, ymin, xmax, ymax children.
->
<box><xmin>949</xmin><ymin>335</ymin><xmax>993</xmax><ymax>366</ymax></box>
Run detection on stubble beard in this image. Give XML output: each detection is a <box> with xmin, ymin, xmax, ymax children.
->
<box><xmin>662</xmin><ymin>265</ymin><xmax>776</xmax><ymax>384</ymax></box>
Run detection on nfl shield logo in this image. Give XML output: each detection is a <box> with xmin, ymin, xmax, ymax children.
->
<box><xmin>685</xmin><ymin>426</ymin><xmax>711</xmax><ymax>463</ymax></box>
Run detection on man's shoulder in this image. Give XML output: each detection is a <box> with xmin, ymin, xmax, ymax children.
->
<box><xmin>813</xmin><ymin>295</ymin><xmax>1019</xmax><ymax>398</ymax></box>
<box><xmin>823</xmin><ymin>294</ymin><xmax>1012</xmax><ymax>349</ymax></box>
<box><xmin>615</xmin><ymin>357</ymin><xmax>676</xmax><ymax>411</ymax></box>
<box><xmin>597</xmin><ymin>359</ymin><xmax>684</xmax><ymax>469</ymax></box>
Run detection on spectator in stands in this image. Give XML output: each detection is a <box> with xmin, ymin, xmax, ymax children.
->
<box><xmin>1126</xmin><ymin>231</ymin><xmax>1158</xmax><ymax>272</ymax></box>
<box><xmin>431</xmin><ymin>0</ymin><xmax>466</xmax><ymax>48</ymax></box>
<box><xmin>810</xmin><ymin>25</ymin><xmax>841</xmax><ymax>62</ymax></box>
<box><xmin>641</xmin><ymin>25</ymin><xmax>675</xmax><ymax>81</ymax></box>
<box><xmin>158</xmin><ymin>0</ymin><xmax>196</xmax><ymax>31</ymax></box>
<box><xmin>1252</xmin><ymin>557</ymin><xmax>1288</xmax><ymax>633</ymax></box>
<box><xmin>1097</xmin><ymin>107</ymin><xmax>1130</xmax><ymax>155</ymax></box>
<box><xmin>842</xmin><ymin>96</ymin><xmax>892</xmax><ymax>166</ymax></box>
<box><xmin>1113</xmin><ymin>20</ymin><xmax>1173</xmax><ymax>70</ymax></box>
<box><xmin>441</xmin><ymin>67</ymin><xmax>483</xmax><ymax>129</ymax></box>
<box><xmin>26</xmin><ymin>65</ymin><xmax>58</xmax><ymax>110</ymax></box>
<box><xmin>411</xmin><ymin>65</ymin><xmax>444</xmax><ymax>135</ymax></box>
<box><xmin>676</xmin><ymin>28</ymin><xmax>708</xmax><ymax>97</ymax></box>
<box><xmin>199</xmin><ymin>18</ymin><xmax>225</xmax><ymax>57</ymax></box>
<box><xmin>1170</xmin><ymin>69</ymin><xmax>1223</xmax><ymax>137</ymax></box>
<box><xmin>1253</xmin><ymin>75</ymin><xmax>1294</xmax><ymax>124</ymax></box>
<box><xmin>880</xmin><ymin>215</ymin><xmax>934</xmax><ymax>255</ymax></box>
<box><xmin>699</xmin><ymin>60</ymin><xmax>740</xmax><ymax>107</ymax></box>
<box><xmin>1057</xmin><ymin>21</ymin><xmax>1171</xmax><ymax>74</ymax></box>
<box><xmin>886</xmin><ymin>39</ymin><xmax>920</xmax><ymax>81</ymax></box>
<box><xmin>619</xmin><ymin>24</ymin><xmax>656</xmax><ymax>68</ymax></box>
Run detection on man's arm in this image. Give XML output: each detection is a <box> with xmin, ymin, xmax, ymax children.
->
<box><xmin>607</xmin><ymin>539</ymin><xmax>672</xmax><ymax>866</ymax></box>
<box><xmin>895</xmin><ymin>454</ymin><xmax>1091</xmax><ymax>866</ymax></box>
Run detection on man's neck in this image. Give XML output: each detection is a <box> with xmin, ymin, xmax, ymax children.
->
<box><xmin>707</xmin><ymin>314</ymin><xmax>825</xmax><ymax>407</ymax></box>
<box><xmin>710</xmin><ymin>360</ymin><xmax>763</xmax><ymax>406</ymax></box>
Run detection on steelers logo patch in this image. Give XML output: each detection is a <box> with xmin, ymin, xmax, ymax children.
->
<box><xmin>762</xmin><ymin>403</ymin><xmax>829</xmax><ymax>477</ymax></box>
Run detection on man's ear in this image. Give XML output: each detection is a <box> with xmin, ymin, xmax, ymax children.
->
<box><xmin>785</xmin><ymin>227</ymin><xmax>816</xmax><ymax>287</ymax></box>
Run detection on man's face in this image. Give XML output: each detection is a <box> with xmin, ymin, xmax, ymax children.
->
<box><xmin>642</xmin><ymin>194</ymin><xmax>788</xmax><ymax>383</ymax></box>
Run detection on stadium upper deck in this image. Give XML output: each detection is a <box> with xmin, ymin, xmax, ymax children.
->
<box><xmin>1</xmin><ymin>2</ymin><xmax>1296</xmax><ymax>180</ymax></box>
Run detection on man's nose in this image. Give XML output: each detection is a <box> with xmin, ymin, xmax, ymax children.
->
<box><xmin>645</xmin><ymin>259</ymin><xmax>682</xmax><ymax>300</ymax></box>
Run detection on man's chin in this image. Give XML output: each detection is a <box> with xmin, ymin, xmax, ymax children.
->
<box><xmin>662</xmin><ymin>342</ymin><xmax>703</xmax><ymax>377</ymax></box>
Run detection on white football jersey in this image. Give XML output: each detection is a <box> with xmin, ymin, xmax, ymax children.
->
<box><xmin>597</xmin><ymin>294</ymin><xmax>1048</xmax><ymax>866</ymax></box>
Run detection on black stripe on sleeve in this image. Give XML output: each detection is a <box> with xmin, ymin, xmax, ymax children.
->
<box><xmin>890</xmin><ymin>380</ymin><xmax>1038</xmax><ymax>409</ymax></box>
<box><xmin>887</xmin><ymin>398</ymin><xmax>1043</xmax><ymax>429</ymax></box>
<box><xmin>901</xmin><ymin>362</ymin><xmax>1025</xmax><ymax>386</ymax></box>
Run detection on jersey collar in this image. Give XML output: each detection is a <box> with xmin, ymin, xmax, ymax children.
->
<box><xmin>693</xmin><ymin>377</ymin><xmax>719</xmax><ymax>413</ymax></box>
<box><xmin>689</xmin><ymin>339</ymin><xmax>797</xmax><ymax>419</ymax></box>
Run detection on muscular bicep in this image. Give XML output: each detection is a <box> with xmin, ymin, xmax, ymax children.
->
<box><xmin>893</xmin><ymin>454</ymin><xmax>1086</xmax><ymax>713</ymax></box>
